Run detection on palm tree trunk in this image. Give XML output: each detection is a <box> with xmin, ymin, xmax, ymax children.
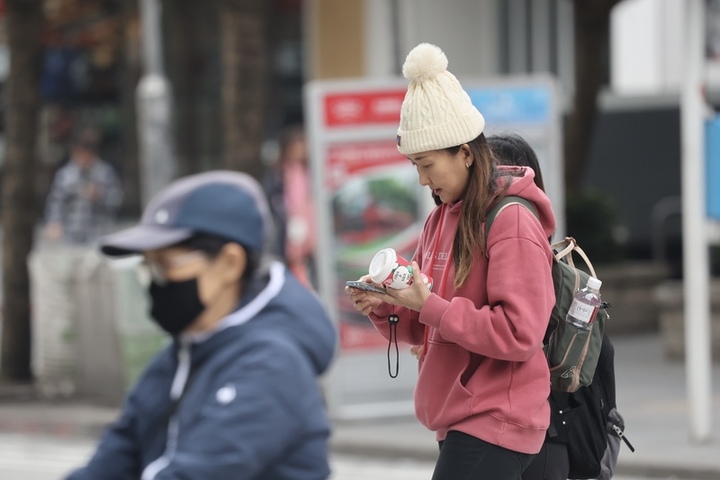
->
<box><xmin>219</xmin><ymin>0</ymin><xmax>268</xmax><ymax>180</ymax></box>
<box><xmin>1</xmin><ymin>0</ymin><xmax>44</xmax><ymax>381</ymax></box>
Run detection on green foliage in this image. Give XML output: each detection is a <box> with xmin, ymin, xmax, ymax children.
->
<box><xmin>366</xmin><ymin>178</ymin><xmax>417</xmax><ymax>214</ymax></box>
<box><xmin>565</xmin><ymin>190</ymin><xmax>625</xmax><ymax>264</ymax></box>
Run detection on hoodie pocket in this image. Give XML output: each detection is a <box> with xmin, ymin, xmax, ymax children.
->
<box><xmin>415</xmin><ymin>340</ymin><xmax>474</xmax><ymax>431</ymax></box>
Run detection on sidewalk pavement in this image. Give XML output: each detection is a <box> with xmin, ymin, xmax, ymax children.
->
<box><xmin>1</xmin><ymin>332</ymin><xmax>718</xmax><ymax>479</ymax></box>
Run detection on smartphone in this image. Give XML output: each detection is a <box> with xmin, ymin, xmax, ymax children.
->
<box><xmin>346</xmin><ymin>280</ymin><xmax>387</xmax><ymax>294</ymax></box>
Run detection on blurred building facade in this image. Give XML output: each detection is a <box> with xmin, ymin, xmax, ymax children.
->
<box><xmin>0</xmin><ymin>0</ymin><xmax>306</xmax><ymax>217</ymax></box>
<box><xmin>0</xmin><ymin>0</ymin><xmax>715</xmax><ymax>260</ymax></box>
<box><xmin>0</xmin><ymin>0</ymin><xmax>137</xmax><ymax>214</ymax></box>
<box><xmin>306</xmin><ymin>0</ymin><xmax>720</xmax><ymax>263</ymax></box>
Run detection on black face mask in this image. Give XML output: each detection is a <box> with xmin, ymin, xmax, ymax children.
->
<box><xmin>148</xmin><ymin>278</ymin><xmax>206</xmax><ymax>335</ymax></box>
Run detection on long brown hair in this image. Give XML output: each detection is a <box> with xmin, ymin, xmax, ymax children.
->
<box><xmin>443</xmin><ymin>134</ymin><xmax>510</xmax><ymax>288</ymax></box>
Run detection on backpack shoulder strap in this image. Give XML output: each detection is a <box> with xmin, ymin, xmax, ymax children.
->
<box><xmin>484</xmin><ymin>195</ymin><xmax>538</xmax><ymax>239</ymax></box>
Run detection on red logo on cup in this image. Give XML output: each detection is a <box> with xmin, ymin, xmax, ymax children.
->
<box><xmin>369</xmin><ymin>248</ymin><xmax>432</xmax><ymax>290</ymax></box>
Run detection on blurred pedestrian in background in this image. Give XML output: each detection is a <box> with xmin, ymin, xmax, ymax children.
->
<box><xmin>263</xmin><ymin>125</ymin><xmax>317</xmax><ymax>288</ymax></box>
<box><xmin>65</xmin><ymin>171</ymin><xmax>337</xmax><ymax>480</ymax></box>
<box><xmin>491</xmin><ymin>133</ymin><xmax>623</xmax><ymax>480</ymax></box>
<box><xmin>43</xmin><ymin>127</ymin><xmax>123</xmax><ymax>244</ymax></box>
<box><xmin>346</xmin><ymin>44</ymin><xmax>556</xmax><ymax>480</ymax></box>
<box><xmin>488</xmin><ymin>134</ymin><xmax>545</xmax><ymax>192</ymax></box>
<box><xmin>489</xmin><ymin>133</ymin><xmax>566</xmax><ymax>479</ymax></box>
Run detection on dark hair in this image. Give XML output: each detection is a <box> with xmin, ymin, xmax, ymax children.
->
<box><xmin>177</xmin><ymin>233</ymin><xmax>259</xmax><ymax>281</ymax></box>
<box><xmin>73</xmin><ymin>127</ymin><xmax>101</xmax><ymax>152</ymax></box>
<box><xmin>490</xmin><ymin>134</ymin><xmax>552</xmax><ymax>243</ymax></box>
<box><xmin>488</xmin><ymin>134</ymin><xmax>545</xmax><ymax>192</ymax></box>
<box><xmin>443</xmin><ymin>133</ymin><xmax>510</xmax><ymax>288</ymax></box>
<box><xmin>278</xmin><ymin>124</ymin><xmax>305</xmax><ymax>162</ymax></box>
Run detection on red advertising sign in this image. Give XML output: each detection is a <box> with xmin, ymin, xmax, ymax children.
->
<box><xmin>323</xmin><ymin>90</ymin><xmax>405</xmax><ymax>127</ymax></box>
<box><xmin>326</xmin><ymin>139</ymin><xmax>419</xmax><ymax>352</ymax></box>
<box><xmin>325</xmin><ymin>140</ymin><xmax>406</xmax><ymax>189</ymax></box>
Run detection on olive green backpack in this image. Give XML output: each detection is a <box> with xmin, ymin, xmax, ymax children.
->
<box><xmin>484</xmin><ymin>196</ymin><xmax>608</xmax><ymax>393</ymax></box>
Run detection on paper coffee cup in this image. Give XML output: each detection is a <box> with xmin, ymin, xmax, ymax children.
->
<box><xmin>368</xmin><ymin>248</ymin><xmax>432</xmax><ymax>290</ymax></box>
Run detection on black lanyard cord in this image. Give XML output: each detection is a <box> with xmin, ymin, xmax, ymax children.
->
<box><xmin>387</xmin><ymin>311</ymin><xmax>399</xmax><ymax>378</ymax></box>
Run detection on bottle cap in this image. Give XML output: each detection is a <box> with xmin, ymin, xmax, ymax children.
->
<box><xmin>587</xmin><ymin>276</ymin><xmax>602</xmax><ymax>290</ymax></box>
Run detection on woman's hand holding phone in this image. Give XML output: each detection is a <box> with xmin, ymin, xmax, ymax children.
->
<box><xmin>345</xmin><ymin>280</ymin><xmax>387</xmax><ymax>294</ymax></box>
<box><xmin>345</xmin><ymin>276</ymin><xmax>386</xmax><ymax>315</ymax></box>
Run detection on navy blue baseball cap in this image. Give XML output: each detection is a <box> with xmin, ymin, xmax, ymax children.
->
<box><xmin>100</xmin><ymin>171</ymin><xmax>272</xmax><ymax>256</ymax></box>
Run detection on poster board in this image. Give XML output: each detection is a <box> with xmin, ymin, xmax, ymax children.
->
<box><xmin>305</xmin><ymin>76</ymin><xmax>562</xmax><ymax>419</ymax></box>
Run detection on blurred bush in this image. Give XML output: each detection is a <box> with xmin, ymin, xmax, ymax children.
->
<box><xmin>565</xmin><ymin>190</ymin><xmax>625</xmax><ymax>265</ymax></box>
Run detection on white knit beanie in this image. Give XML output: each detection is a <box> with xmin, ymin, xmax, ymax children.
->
<box><xmin>396</xmin><ymin>43</ymin><xmax>485</xmax><ymax>155</ymax></box>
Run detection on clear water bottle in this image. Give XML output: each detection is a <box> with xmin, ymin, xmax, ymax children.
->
<box><xmin>565</xmin><ymin>277</ymin><xmax>602</xmax><ymax>331</ymax></box>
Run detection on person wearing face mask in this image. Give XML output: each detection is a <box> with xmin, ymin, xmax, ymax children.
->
<box><xmin>65</xmin><ymin>171</ymin><xmax>337</xmax><ymax>480</ymax></box>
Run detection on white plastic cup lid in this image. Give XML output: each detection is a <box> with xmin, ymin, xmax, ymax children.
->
<box><xmin>369</xmin><ymin>248</ymin><xmax>397</xmax><ymax>284</ymax></box>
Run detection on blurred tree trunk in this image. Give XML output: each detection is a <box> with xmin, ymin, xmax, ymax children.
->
<box><xmin>219</xmin><ymin>0</ymin><xmax>269</xmax><ymax>180</ymax></box>
<box><xmin>564</xmin><ymin>0</ymin><xmax>624</xmax><ymax>194</ymax></box>
<box><xmin>1</xmin><ymin>0</ymin><xmax>44</xmax><ymax>381</ymax></box>
<box><xmin>166</xmin><ymin>0</ymin><xmax>213</xmax><ymax>175</ymax></box>
<box><xmin>119</xmin><ymin>0</ymin><xmax>142</xmax><ymax>216</ymax></box>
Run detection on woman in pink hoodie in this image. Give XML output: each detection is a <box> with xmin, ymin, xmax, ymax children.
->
<box><xmin>346</xmin><ymin>44</ymin><xmax>556</xmax><ymax>480</ymax></box>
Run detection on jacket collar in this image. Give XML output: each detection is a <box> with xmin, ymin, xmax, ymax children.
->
<box><xmin>180</xmin><ymin>260</ymin><xmax>286</xmax><ymax>344</ymax></box>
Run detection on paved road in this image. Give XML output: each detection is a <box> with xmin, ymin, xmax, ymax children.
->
<box><xmin>1</xmin><ymin>432</ymin><xmax>432</xmax><ymax>479</ymax></box>
<box><xmin>0</xmin><ymin>432</ymin><xmax>708</xmax><ymax>480</ymax></box>
<box><xmin>0</xmin><ymin>432</ymin><xmax>435</xmax><ymax>480</ymax></box>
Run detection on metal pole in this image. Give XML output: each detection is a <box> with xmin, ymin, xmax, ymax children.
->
<box><xmin>681</xmin><ymin>0</ymin><xmax>712</xmax><ymax>444</ymax></box>
<box><xmin>137</xmin><ymin>0</ymin><xmax>175</xmax><ymax>206</ymax></box>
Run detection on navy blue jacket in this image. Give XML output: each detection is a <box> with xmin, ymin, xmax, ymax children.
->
<box><xmin>67</xmin><ymin>262</ymin><xmax>337</xmax><ymax>480</ymax></box>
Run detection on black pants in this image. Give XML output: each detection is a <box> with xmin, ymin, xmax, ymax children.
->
<box><xmin>432</xmin><ymin>431</ymin><xmax>535</xmax><ymax>480</ymax></box>
<box><xmin>520</xmin><ymin>441</ymin><xmax>569</xmax><ymax>480</ymax></box>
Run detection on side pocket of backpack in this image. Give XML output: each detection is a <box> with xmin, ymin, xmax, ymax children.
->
<box><xmin>546</xmin><ymin>320</ymin><xmax>591</xmax><ymax>392</ymax></box>
<box><xmin>596</xmin><ymin>407</ymin><xmax>622</xmax><ymax>480</ymax></box>
<box><xmin>598</xmin><ymin>407</ymin><xmax>637</xmax><ymax>480</ymax></box>
<box><xmin>546</xmin><ymin>257</ymin><xmax>607</xmax><ymax>393</ymax></box>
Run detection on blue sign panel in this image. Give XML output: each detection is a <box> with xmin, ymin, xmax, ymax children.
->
<box><xmin>466</xmin><ymin>86</ymin><xmax>551</xmax><ymax>125</ymax></box>
<box><xmin>707</xmin><ymin>116</ymin><xmax>720</xmax><ymax>220</ymax></box>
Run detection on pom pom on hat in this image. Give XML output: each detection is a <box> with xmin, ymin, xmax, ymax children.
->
<box><xmin>396</xmin><ymin>43</ymin><xmax>485</xmax><ymax>155</ymax></box>
<box><xmin>402</xmin><ymin>43</ymin><xmax>448</xmax><ymax>83</ymax></box>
